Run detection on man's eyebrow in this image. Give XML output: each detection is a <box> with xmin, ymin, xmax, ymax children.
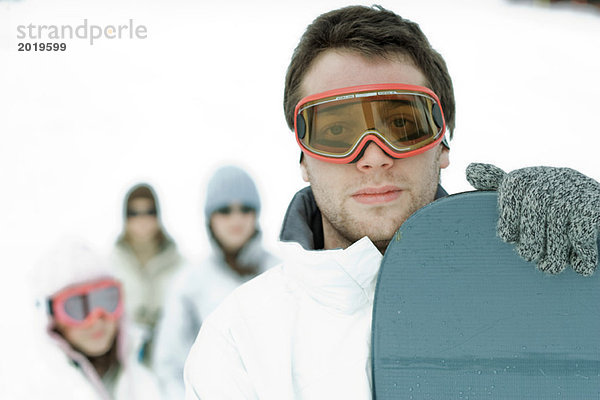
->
<box><xmin>315</xmin><ymin>101</ymin><xmax>358</xmax><ymax>115</ymax></box>
<box><xmin>317</xmin><ymin>98</ymin><xmax>415</xmax><ymax>113</ymax></box>
<box><xmin>376</xmin><ymin>98</ymin><xmax>413</xmax><ymax>106</ymax></box>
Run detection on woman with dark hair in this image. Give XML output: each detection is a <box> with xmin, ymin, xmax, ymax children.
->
<box><xmin>111</xmin><ymin>183</ymin><xmax>183</xmax><ymax>365</ymax></box>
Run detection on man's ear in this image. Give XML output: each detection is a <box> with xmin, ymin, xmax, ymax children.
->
<box><xmin>300</xmin><ymin>156</ymin><xmax>309</xmax><ymax>182</ymax></box>
<box><xmin>440</xmin><ymin>146</ymin><xmax>450</xmax><ymax>169</ymax></box>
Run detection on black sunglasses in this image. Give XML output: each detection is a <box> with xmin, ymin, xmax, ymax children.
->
<box><xmin>126</xmin><ymin>209</ymin><xmax>157</xmax><ymax>218</ymax></box>
<box><xmin>214</xmin><ymin>205</ymin><xmax>255</xmax><ymax>215</ymax></box>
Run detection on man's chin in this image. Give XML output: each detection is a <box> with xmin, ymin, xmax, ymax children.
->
<box><xmin>358</xmin><ymin>224</ymin><xmax>398</xmax><ymax>246</ymax></box>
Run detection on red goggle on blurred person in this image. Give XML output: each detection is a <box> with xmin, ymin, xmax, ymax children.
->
<box><xmin>48</xmin><ymin>278</ymin><xmax>123</xmax><ymax>327</ymax></box>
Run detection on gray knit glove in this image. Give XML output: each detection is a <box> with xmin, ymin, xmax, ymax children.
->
<box><xmin>466</xmin><ymin>163</ymin><xmax>600</xmax><ymax>276</ymax></box>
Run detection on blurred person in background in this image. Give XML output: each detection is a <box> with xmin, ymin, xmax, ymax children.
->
<box><xmin>25</xmin><ymin>238</ymin><xmax>161</xmax><ymax>400</ymax></box>
<box><xmin>111</xmin><ymin>183</ymin><xmax>183</xmax><ymax>365</ymax></box>
<box><xmin>152</xmin><ymin>165</ymin><xmax>279</xmax><ymax>399</ymax></box>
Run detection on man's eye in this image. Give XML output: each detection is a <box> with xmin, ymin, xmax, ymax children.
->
<box><xmin>392</xmin><ymin>118</ymin><xmax>407</xmax><ymax>128</ymax></box>
<box><xmin>326</xmin><ymin>125</ymin><xmax>345</xmax><ymax>135</ymax></box>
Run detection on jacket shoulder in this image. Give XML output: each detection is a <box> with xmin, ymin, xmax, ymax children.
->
<box><xmin>203</xmin><ymin>265</ymin><xmax>288</xmax><ymax>327</ymax></box>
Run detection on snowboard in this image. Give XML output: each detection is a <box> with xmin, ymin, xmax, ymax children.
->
<box><xmin>372</xmin><ymin>191</ymin><xmax>600</xmax><ymax>399</ymax></box>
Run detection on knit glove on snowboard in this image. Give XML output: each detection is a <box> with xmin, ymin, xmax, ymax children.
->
<box><xmin>466</xmin><ymin>163</ymin><xmax>600</xmax><ymax>276</ymax></box>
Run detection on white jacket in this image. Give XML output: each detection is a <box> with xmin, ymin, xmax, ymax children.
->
<box><xmin>18</xmin><ymin>328</ymin><xmax>162</xmax><ymax>400</ymax></box>
<box><xmin>7</xmin><ymin>324</ymin><xmax>162</xmax><ymax>400</ymax></box>
<box><xmin>184</xmin><ymin>237</ymin><xmax>381</xmax><ymax>399</ymax></box>
<box><xmin>154</xmin><ymin>233</ymin><xmax>279</xmax><ymax>399</ymax></box>
<box><xmin>110</xmin><ymin>241</ymin><xmax>183</xmax><ymax>338</ymax></box>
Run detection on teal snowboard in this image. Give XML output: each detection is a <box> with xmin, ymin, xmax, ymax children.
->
<box><xmin>372</xmin><ymin>191</ymin><xmax>600</xmax><ymax>399</ymax></box>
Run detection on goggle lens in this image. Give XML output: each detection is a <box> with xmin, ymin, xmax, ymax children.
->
<box><xmin>50</xmin><ymin>279</ymin><xmax>123</xmax><ymax>326</ymax></box>
<box><xmin>214</xmin><ymin>205</ymin><xmax>255</xmax><ymax>215</ymax></box>
<box><xmin>126</xmin><ymin>208</ymin><xmax>157</xmax><ymax>218</ymax></box>
<box><xmin>295</xmin><ymin>84</ymin><xmax>446</xmax><ymax>163</ymax></box>
<box><xmin>63</xmin><ymin>285</ymin><xmax>120</xmax><ymax>321</ymax></box>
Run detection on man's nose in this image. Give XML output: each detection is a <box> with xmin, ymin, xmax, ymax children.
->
<box><xmin>355</xmin><ymin>141</ymin><xmax>394</xmax><ymax>172</ymax></box>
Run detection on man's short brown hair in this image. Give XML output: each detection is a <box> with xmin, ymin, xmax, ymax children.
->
<box><xmin>284</xmin><ymin>5</ymin><xmax>455</xmax><ymax>138</ymax></box>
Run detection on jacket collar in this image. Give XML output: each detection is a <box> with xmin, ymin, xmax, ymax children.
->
<box><xmin>277</xmin><ymin>184</ymin><xmax>448</xmax><ymax>314</ymax></box>
<box><xmin>279</xmin><ymin>186</ymin><xmax>324</xmax><ymax>250</ymax></box>
<box><xmin>280</xmin><ymin>237</ymin><xmax>382</xmax><ymax>314</ymax></box>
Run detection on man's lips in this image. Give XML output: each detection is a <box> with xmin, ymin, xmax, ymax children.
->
<box><xmin>351</xmin><ymin>186</ymin><xmax>402</xmax><ymax>204</ymax></box>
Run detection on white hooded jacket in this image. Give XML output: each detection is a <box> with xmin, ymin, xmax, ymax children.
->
<box><xmin>184</xmin><ymin>186</ymin><xmax>448</xmax><ymax>399</ymax></box>
<box><xmin>20</xmin><ymin>239</ymin><xmax>162</xmax><ymax>400</ymax></box>
<box><xmin>110</xmin><ymin>240</ymin><xmax>183</xmax><ymax>337</ymax></box>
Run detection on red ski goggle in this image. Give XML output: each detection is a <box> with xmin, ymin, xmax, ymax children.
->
<box><xmin>294</xmin><ymin>83</ymin><xmax>447</xmax><ymax>163</ymax></box>
<box><xmin>48</xmin><ymin>278</ymin><xmax>123</xmax><ymax>327</ymax></box>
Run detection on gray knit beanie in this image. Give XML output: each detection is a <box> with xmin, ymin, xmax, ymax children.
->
<box><xmin>204</xmin><ymin>166</ymin><xmax>261</xmax><ymax>220</ymax></box>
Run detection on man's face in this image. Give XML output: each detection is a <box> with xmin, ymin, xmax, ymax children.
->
<box><xmin>299</xmin><ymin>50</ymin><xmax>450</xmax><ymax>252</ymax></box>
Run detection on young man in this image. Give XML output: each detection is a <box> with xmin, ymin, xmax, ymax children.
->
<box><xmin>184</xmin><ymin>6</ymin><xmax>599</xmax><ymax>399</ymax></box>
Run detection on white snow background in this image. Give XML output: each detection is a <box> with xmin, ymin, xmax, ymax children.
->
<box><xmin>1</xmin><ymin>0</ymin><xmax>599</xmax><ymax>391</ymax></box>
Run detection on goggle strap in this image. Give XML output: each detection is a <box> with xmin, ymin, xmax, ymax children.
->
<box><xmin>442</xmin><ymin>134</ymin><xmax>450</xmax><ymax>149</ymax></box>
<box><xmin>47</xmin><ymin>298</ymin><xmax>55</xmax><ymax>317</ymax></box>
